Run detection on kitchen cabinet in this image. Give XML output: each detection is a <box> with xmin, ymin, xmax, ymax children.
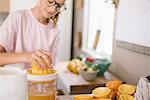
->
<box><xmin>0</xmin><ymin>0</ymin><xmax>37</xmax><ymax>13</ymax></box>
<box><xmin>0</xmin><ymin>0</ymin><xmax>10</xmax><ymax>13</ymax></box>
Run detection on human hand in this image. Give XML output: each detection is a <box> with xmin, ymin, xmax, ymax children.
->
<box><xmin>31</xmin><ymin>50</ymin><xmax>53</xmax><ymax>69</ymax></box>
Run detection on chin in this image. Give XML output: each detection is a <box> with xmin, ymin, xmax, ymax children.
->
<box><xmin>42</xmin><ymin>13</ymin><xmax>51</xmax><ymax>19</ymax></box>
<box><xmin>46</xmin><ymin>13</ymin><xmax>56</xmax><ymax>18</ymax></box>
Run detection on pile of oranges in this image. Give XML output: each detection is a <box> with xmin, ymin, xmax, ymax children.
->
<box><xmin>74</xmin><ymin>80</ymin><xmax>136</xmax><ymax>100</ymax></box>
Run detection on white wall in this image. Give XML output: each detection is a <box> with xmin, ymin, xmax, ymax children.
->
<box><xmin>111</xmin><ymin>0</ymin><xmax>150</xmax><ymax>84</ymax></box>
<box><xmin>115</xmin><ymin>0</ymin><xmax>150</xmax><ymax>47</ymax></box>
<box><xmin>112</xmin><ymin>41</ymin><xmax>150</xmax><ymax>84</ymax></box>
<box><xmin>57</xmin><ymin>0</ymin><xmax>73</xmax><ymax>61</ymax></box>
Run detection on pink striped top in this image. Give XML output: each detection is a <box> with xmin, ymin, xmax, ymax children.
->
<box><xmin>0</xmin><ymin>9</ymin><xmax>60</xmax><ymax>69</ymax></box>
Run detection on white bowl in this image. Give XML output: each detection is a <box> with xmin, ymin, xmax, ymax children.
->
<box><xmin>80</xmin><ymin>69</ymin><xmax>99</xmax><ymax>81</ymax></box>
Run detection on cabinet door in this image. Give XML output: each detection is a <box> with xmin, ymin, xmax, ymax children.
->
<box><xmin>0</xmin><ymin>0</ymin><xmax>10</xmax><ymax>13</ymax></box>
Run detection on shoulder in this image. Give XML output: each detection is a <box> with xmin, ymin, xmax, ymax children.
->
<box><xmin>8</xmin><ymin>9</ymin><xmax>29</xmax><ymax>20</ymax></box>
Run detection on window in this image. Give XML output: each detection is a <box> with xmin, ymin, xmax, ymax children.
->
<box><xmin>82</xmin><ymin>0</ymin><xmax>115</xmax><ymax>58</ymax></box>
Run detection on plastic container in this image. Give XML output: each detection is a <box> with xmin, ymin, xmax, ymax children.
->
<box><xmin>27</xmin><ymin>70</ymin><xmax>58</xmax><ymax>100</ymax></box>
<box><xmin>0</xmin><ymin>67</ymin><xmax>27</xmax><ymax>100</ymax></box>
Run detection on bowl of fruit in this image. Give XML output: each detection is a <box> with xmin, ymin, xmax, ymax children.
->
<box><xmin>80</xmin><ymin>65</ymin><xmax>99</xmax><ymax>81</ymax></box>
<box><xmin>78</xmin><ymin>56</ymin><xmax>111</xmax><ymax>77</ymax></box>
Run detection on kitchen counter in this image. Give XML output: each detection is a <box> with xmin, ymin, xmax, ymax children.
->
<box><xmin>55</xmin><ymin>61</ymin><xmax>121</xmax><ymax>95</ymax></box>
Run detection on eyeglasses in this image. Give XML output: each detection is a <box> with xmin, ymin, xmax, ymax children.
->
<box><xmin>46</xmin><ymin>0</ymin><xmax>67</xmax><ymax>12</ymax></box>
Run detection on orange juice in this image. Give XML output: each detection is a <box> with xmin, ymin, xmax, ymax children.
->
<box><xmin>29</xmin><ymin>94</ymin><xmax>56</xmax><ymax>100</ymax></box>
<box><xmin>27</xmin><ymin>69</ymin><xmax>58</xmax><ymax>100</ymax></box>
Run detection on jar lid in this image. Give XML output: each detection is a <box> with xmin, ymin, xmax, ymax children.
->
<box><xmin>27</xmin><ymin>71</ymin><xmax>58</xmax><ymax>81</ymax></box>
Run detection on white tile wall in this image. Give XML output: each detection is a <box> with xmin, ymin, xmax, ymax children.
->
<box><xmin>116</xmin><ymin>40</ymin><xmax>150</xmax><ymax>56</ymax></box>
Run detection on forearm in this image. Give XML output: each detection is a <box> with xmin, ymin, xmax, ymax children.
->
<box><xmin>0</xmin><ymin>52</ymin><xmax>31</xmax><ymax>67</ymax></box>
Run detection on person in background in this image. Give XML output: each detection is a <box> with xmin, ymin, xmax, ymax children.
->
<box><xmin>135</xmin><ymin>76</ymin><xmax>150</xmax><ymax>100</ymax></box>
<box><xmin>0</xmin><ymin>0</ymin><xmax>66</xmax><ymax>69</ymax></box>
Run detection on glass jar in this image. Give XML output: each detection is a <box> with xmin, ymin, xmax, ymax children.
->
<box><xmin>27</xmin><ymin>70</ymin><xmax>58</xmax><ymax>100</ymax></box>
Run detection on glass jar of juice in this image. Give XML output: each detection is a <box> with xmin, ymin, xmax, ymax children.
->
<box><xmin>27</xmin><ymin>69</ymin><xmax>58</xmax><ymax>100</ymax></box>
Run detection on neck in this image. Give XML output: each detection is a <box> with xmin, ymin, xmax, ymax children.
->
<box><xmin>31</xmin><ymin>7</ymin><xmax>49</xmax><ymax>25</ymax></box>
